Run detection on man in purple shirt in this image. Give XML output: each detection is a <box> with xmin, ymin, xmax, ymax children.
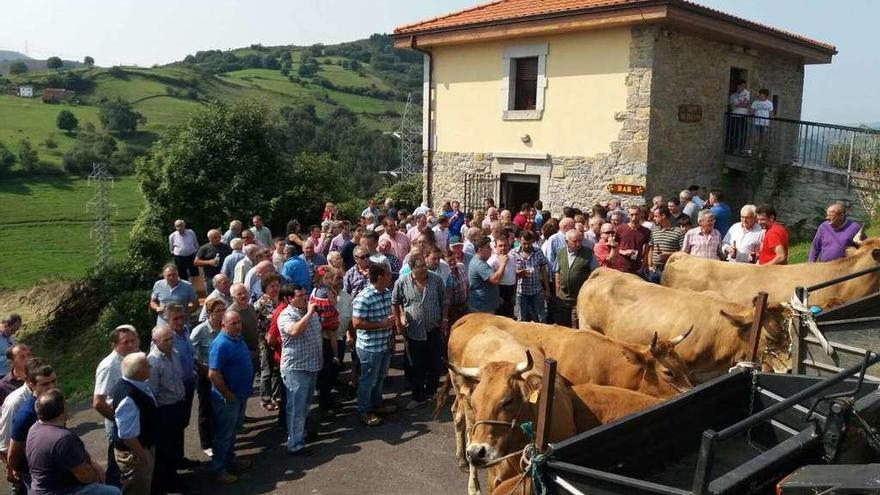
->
<box><xmin>808</xmin><ymin>202</ymin><xmax>865</xmax><ymax>262</ymax></box>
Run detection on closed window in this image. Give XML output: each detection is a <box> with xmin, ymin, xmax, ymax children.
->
<box><xmin>513</xmin><ymin>57</ymin><xmax>538</xmax><ymax>111</ymax></box>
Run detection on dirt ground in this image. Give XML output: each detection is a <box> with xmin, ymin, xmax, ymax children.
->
<box><xmin>64</xmin><ymin>354</ymin><xmax>471</xmax><ymax>495</ymax></box>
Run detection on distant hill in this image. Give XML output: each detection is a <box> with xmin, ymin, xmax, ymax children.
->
<box><xmin>0</xmin><ymin>34</ymin><xmax>422</xmax><ymax>168</ymax></box>
<box><xmin>0</xmin><ymin>56</ymin><xmax>83</xmax><ymax>75</ymax></box>
<box><xmin>0</xmin><ymin>50</ymin><xmax>31</xmax><ymax>61</ymax></box>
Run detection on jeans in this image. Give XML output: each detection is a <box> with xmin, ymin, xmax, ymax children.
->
<box><xmin>405</xmin><ymin>329</ymin><xmax>443</xmax><ymax>402</ymax></box>
<box><xmin>68</xmin><ymin>483</ymin><xmax>121</xmax><ymax>495</ymax></box>
<box><xmin>211</xmin><ymin>395</ymin><xmax>247</xmax><ymax>473</ymax></box>
<box><xmin>356</xmin><ymin>348</ymin><xmax>391</xmax><ymax>414</ymax></box>
<box><xmin>518</xmin><ymin>292</ymin><xmax>546</xmax><ymax>322</ymax></box>
<box><xmin>496</xmin><ymin>284</ymin><xmax>516</xmax><ymax>318</ymax></box>
<box><xmin>280</xmin><ymin>369</ymin><xmax>318</xmax><ymax>452</ymax></box>
<box><xmin>646</xmin><ymin>269</ymin><xmax>663</xmax><ymax>284</ymax></box>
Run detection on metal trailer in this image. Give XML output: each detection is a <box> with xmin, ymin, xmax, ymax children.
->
<box><xmin>543</xmin><ymin>354</ymin><xmax>880</xmax><ymax>495</ymax></box>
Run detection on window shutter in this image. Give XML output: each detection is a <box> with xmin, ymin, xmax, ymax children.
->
<box><xmin>513</xmin><ymin>57</ymin><xmax>539</xmax><ymax>111</ymax></box>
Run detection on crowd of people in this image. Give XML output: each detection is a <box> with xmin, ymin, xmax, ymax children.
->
<box><xmin>0</xmin><ymin>187</ymin><xmax>866</xmax><ymax>494</ymax></box>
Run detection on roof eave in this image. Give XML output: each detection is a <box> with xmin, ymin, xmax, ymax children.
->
<box><xmin>392</xmin><ymin>0</ymin><xmax>835</xmax><ymax>64</ymax></box>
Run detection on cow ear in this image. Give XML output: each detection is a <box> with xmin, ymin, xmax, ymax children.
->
<box><xmin>621</xmin><ymin>347</ymin><xmax>647</xmax><ymax>366</ymax></box>
<box><xmin>720</xmin><ymin>308</ymin><xmax>751</xmax><ymax>329</ymax></box>
<box><xmin>523</xmin><ymin>374</ymin><xmax>543</xmax><ymax>404</ymax></box>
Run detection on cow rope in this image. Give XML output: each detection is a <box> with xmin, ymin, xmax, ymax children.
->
<box><xmin>782</xmin><ymin>293</ymin><xmax>836</xmax><ymax>357</ymax></box>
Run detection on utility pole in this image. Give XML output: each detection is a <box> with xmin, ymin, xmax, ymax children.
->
<box><xmin>87</xmin><ymin>163</ymin><xmax>117</xmax><ymax>270</ymax></box>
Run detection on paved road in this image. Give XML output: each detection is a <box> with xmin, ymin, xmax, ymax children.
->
<box><xmin>65</xmin><ymin>357</ymin><xmax>471</xmax><ymax>495</ymax></box>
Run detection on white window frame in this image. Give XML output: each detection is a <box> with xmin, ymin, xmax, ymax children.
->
<box><xmin>501</xmin><ymin>43</ymin><xmax>548</xmax><ymax>121</ymax></box>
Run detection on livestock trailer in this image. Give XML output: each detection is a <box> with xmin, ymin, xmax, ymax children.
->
<box><xmin>543</xmin><ymin>354</ymin><xmax>880</xmax><ymax>495</ymax></box>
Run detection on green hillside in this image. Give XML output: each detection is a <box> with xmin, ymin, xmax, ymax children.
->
<box><xmin>0</xmin><ymin>35</ymin><xmax>421</xmax><ymax>168</ymax></box>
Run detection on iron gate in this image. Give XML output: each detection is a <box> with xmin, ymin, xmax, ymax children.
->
<box><xmin>463</xmin><ymin>172</ymin><xmax>498</xmax><ymax>213</ymax></box>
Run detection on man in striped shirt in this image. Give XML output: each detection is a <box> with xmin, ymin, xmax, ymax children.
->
<box><xmin>647</xmin><ymin>207</ymin><xmax>683</xmax><ymax>283</ymax></box>
<box><xmin>352</xmin><ymin>262</ymin><xmax>396</xmax><ymax>426</ymax></box>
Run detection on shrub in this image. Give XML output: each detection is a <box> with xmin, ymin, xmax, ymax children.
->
<box><xmin>0</xmin><ymin>144</ymin><xmax>15</xmax><ymax>174</ymax></box>
<box><xmin>93</xmin><ymin>289</ymin><xmax>154</xmax><ymax>350</ymax></box>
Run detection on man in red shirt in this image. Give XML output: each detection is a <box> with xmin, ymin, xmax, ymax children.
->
<box><xmin>513</xmin><ymin>203</ymin><xmax>531</xmax><ymax>231</ymax></box>
<box><xmin>756</xmin><ymin>204</ymin><xmax>788</xmax><ymax>265</ymax></box>
<box><xmin>608</xmin><ymin>205</ymin><xmax>651</xmax><ymax>274</ymax></box>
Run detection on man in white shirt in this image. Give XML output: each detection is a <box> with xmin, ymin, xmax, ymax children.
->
<box><xmin>728</xmin><ymin>80</ymin><xmax>750</xmax><ymax>153</ymax></box>
<box><xmin>721</xmin><ymin>204</ymin><xmax>764</xmax><ymax>263</ymax></box>
<box><xmin>168</xmin><ymin>220</ymin><xmax>199</xmax><ymax>280</ymax></box>
<box><xmin>750</xmin><ymin>88</ymin><xmax>774</xmax><ymax>155</ymax></box>
<box><xmin>488</xmin><ymin>237</ymin><xmax>518</xmax><ymax>319</ymax></box>
<box><xmin>249</xmin><ymin>215</ymin><xmax>272</xmax><ymax>249</ymax></box>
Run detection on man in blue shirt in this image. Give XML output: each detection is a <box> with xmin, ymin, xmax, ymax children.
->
<box><xmin>281</xmin><ymin>254</ymin><xmax>312</xmax><ymax>294</ymax></box>
<box><xmin>446</xmin><ymin>201</ymin><xmax>466</xmax><ymax>238</ymax></box>
<box><xmin>709</xmin><ymin>190</ymin><xmax>732</xmax><ymax>237</ymax></box>
<box><xmin>0</xmin><ymin>314</ymin><xmax>22</xmax><ymax>377</ymax></box>
<box><xmin>208</xmin><ymin>311</ymin><xmax>254</xmax><ymax>484</ymax></box>
<box><xmin>149</xmin><ymin>264</ymin><xmax>198</xmax><ymax>326</ymax></box>
<box><xmin>467</xmin><ymin>237</ymin><xmax>506</xmax><ymax>313</ymax></box>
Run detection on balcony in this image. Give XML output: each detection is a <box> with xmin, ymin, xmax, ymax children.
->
<box><xmin>723</xmin><ymin>113</ymin><xmax>880</xmax><ymax>183</ymax></box>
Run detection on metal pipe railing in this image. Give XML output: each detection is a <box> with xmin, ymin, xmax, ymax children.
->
<box><xmin>803</xmin><ymin>265</ymin><xmax>880</xmax><ymax>292</ymax></box>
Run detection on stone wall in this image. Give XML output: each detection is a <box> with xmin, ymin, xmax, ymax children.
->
<box><xmin>424</xmin><ymin>26</ymin><xmax>656</xmax><ymax>213</ymax></box>
<box><xmin>646</xmin><ymin>27</ymin><xmax>805</xmax><ymax>198</ymax></box>
<box><xmin>754</xmin><ymin>165</ymin><xmax>869</xmax><ymax>231</ymax></box>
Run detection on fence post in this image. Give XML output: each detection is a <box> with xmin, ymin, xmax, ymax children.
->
<box><xmin>748</xmin><ymin>292</ymin><xmax>769</xmax><ymax>364</ymax></box>
<box><xmin>790</xmin><ymin>287</ymin><xmax>809</xmax><ymax>375</ymax></box>
<box><xmin>846</xmin><ymin>131</ymin><xmax>855</xmax><ymax>191</ymax></box>
<box><xmin>535</xmin><ymin>358</ymin><xmax>557</xmax><ymax>452</ymax></box>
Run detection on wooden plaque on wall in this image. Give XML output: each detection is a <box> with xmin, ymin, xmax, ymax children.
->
<box><xmin>678</xmin><ymin>104</ymin><xmax>702</xmax><ymax>123</ymax></box>
<box><xmin>607</xmin><ymin>183</ymin><xmax>645</xmax><ymax>196</ymax></box>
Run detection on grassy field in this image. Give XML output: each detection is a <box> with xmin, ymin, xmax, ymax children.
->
<box><xmin>0</xmin><ymin>175</ymin><xmax>143</xmax><ymax>289</ymax></box>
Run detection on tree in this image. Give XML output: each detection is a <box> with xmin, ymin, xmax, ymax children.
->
<box><xmin>0</xmin><ymin>144</ymin><xmax>15</xmax><ymax>175</ymax></box>
<box><xmin>137</xmin><ymin>100</ymin><xmax>286</xmax><ymax>236</ymax></box>
<box><xmin>46</xmin><ymin>56</ymin><xmax>63</xmax><ymax>70</ymax></box>
<box><xmin>56</xmin><ymin>110</ymin><xmax>79</xmax><ymax>133</ymax></box>
<box><xmin>9</xmin><ymin>61</ymin><xmax>27</xmax><ymax>75</ymax></box>
<box><xmin>18</xmin><ymin>138</ymin><xmax>39</xmax><ymax>172</ymax></box>
<box><xmin>98</xmin><ymin>99</ymin><xmax>146</xmax><ymax>135</ymax></box>
<box><xmin>84</xmin><ymin>56</ymin><xmax>95</xmax><ymax>66</ymax></box>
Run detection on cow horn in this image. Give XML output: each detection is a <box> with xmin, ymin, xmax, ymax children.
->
<box><xmin>853</xmin><ymin>226</ymin><xmax>864</xmax><ymax>247</ymax></box>
<box><xmin>448</xmin><ymin>362</ymin><xmax>481</xmax><ymax>379</ymax></box>
<box><xmin>670</xmin><ymin>326</ymin><xmax>694</xmax><ymax>346</ymax></box>
<box><xmin>649</xmin><ymin>332</ymin><xmax>659</xmax><ymax>352</ymax></box>
<box><xmin>515</xmin><ymin>350</ymin><xmax>534</xmax><ymax>375</ymax></box>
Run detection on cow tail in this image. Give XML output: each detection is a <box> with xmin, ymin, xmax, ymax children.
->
<box><xmin>433</xmin><ymin>373</ymin><xmax>453</xmax><ymax>419</ymax></box>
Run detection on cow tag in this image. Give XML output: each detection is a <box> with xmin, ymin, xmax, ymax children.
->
<box><xmin>528</xmin><ymin>389</ymin><xmax>540</xmax><ymax>404</ymax></box>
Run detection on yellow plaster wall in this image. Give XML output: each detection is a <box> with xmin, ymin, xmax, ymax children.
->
<box><xmin>431</xmin><ymin>28</ymin><xmax>631</xmax><ymax>157</ymax></box>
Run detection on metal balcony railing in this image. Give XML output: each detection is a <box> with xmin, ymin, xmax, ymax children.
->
<box><xmin>724</xmin><ymin>113</ymin><xmax>880</xmax><ymax>180</ymax></box>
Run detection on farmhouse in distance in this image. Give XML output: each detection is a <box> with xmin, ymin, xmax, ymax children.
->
<box><xmin>393</xmin><ymin>0</ymin><xmax>877</xmax><ymax>224</ymax></box>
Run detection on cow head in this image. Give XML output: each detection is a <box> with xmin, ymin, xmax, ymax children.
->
<box><xmin>449</xmin><ymin>351</ymin><xmax>543</xmax><ymax>468</ymax></box>
<box><xmin>620</xmin><ymin>328</ymin><xmax>694</xmax><ymax>396</ymax></box>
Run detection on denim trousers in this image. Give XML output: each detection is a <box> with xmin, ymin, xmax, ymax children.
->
<box><xmin>211</xmin><ymin>395</ymin><xmax>247</xmax><ymax>473</ymax></box>
<box><xmin>68</xmin><ymin>483</ymin><xmax>121</xmax><ymax>495</ymax></box>
<box><xmin>281</xmin><ymin>369</ymin><xmax>318</xmax><ymax>453</ymax></box>
<box><xmin>356</xmin><ymin>348</ymin><xmax>391</xmax><ymax>414</ymax></box>
<box><xmin>103</xmin><ymin>426</ymin><xmax>121</xmax><ymax>487</ymax></box>
<box><xmin>518</xmin><ymin>292</ymin><xmax>546</xmax><ymax>322</ymax></box>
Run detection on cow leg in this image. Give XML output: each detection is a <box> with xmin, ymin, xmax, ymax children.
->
<box><xmin>452</xmin><ymin>396</ymin><xmax>469</xmax><ymax>471</ymax></box>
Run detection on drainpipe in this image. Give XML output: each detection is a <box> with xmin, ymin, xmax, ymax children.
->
<box><xmin>410</xmin><ymin>36</ymin><xmax>433</xmax><ymax>206</ymax></box>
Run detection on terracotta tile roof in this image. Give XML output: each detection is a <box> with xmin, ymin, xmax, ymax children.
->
<box><xmin>393</xmin><ymin>0</ymin><xmax>835</xmax><ymax>54</ymax></box>
<box><xmin>394</xmin><ymin>0</ymin><xmax>638</xmax><ymax>35</ymax></box>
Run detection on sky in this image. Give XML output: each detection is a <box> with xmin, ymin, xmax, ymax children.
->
<box><xmin>1</xmin><ymin>0</ymin><xmax>876</xmax><ymax>124</ymax></box>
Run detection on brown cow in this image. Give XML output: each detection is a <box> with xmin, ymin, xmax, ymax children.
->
<box><xmin>578</xmin><ymin>268</ymin><xmax>784</xmax><ymax>381</ymax></box>
<box><xmin>449</xmin><ymin>348</ymin><xmax>660</xmax><ymax>493</ymax></box>
<box><xmin>444</xmin><ymin>326</ymin><xmax>573</xmax><ymax>494</ymax></box>
<box><xmin>452</xmin><ymin>313</ymin><xmax>694</xmax><ymax>398</ymax></box>
<box><xmin>660</xmin><ymin>238</ymin><xmax>880</xmax><ymax>310</ymax></box>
